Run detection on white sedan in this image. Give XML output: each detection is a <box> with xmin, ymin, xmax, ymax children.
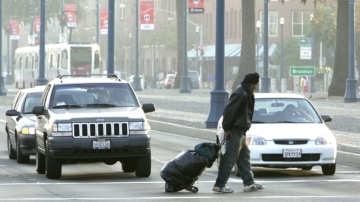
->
<box><xmin>216</xmin><ymin>93</ymin><xmax>337</xmax><ymax>175</ymax></box>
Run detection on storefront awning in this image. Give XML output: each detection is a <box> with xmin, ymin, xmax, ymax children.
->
<box><xmin>188</xmin><ymin>43</ymin><xmax>278</xmax><ymax>59</ymax></box>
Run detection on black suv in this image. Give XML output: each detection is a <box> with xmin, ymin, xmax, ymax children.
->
<box><xmin>32</xmin><ymin>75</ymin><xmax>155</xmax><ymax>179</ymax></box>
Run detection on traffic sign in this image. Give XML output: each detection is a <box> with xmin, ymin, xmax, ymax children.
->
<box><xmin>299</xmin><ymin>38</ymin><xmax>312</xmax><ymax>47</ymax></box>
<box><xmin>300</xmin><ymin>47</ymin><xmax>312</xmax><ymax>60</ymax></box>
<box><xmin>290</xmin><ymin>66</ymin><xmax>315</xmax><ymax>76</ymax></box>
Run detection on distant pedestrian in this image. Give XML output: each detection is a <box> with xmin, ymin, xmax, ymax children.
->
<box><xmin>213</xmin><ymin>72</ymin><xmax>265</xmax><ymax>193</ymax></box>
<box><xmin>208</xmin><ymin>71</ymin><xmax>215</xmax><ymax>88</ymax></box>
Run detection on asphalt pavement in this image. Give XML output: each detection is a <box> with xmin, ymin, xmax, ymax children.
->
<box><xmin>1</xmin><ymin>82</ymin><xmax>360</xmax><ymax>170</ymax></box>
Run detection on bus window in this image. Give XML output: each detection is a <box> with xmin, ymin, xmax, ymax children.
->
<box><xmin>61</xmin><ymin>50</ymin><xmax>68</xmax><ymax>69</ymax></box>
<box><xmin>70</xmin><ymin>47</ymin><xmax>92</xmax><ymax>75</ymax></box>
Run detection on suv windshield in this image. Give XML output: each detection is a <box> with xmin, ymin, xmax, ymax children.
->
<box><xmin>50</xmin><ymin>83</ymin><xmax>139</xmax><ymax>108</ymax></box>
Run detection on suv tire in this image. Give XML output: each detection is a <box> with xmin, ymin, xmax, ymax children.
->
<box><xmin>135</xmin><ymin>151</ymin><xmax>151</xmax><ymax>177</ymax></box>
<box><xmin>122</xmin><ymin>159</ymin><xmax>135</xmax><ymax>172</ymax></box>
<box><xmin>16</xmin><ymin>136</ymin><xmax>30</xmax><ymax>164</ymax></box>
<box><xmin>45</xmin><ymin>140</ymin><xmax>62</xmax><ymax>179</ymax></box>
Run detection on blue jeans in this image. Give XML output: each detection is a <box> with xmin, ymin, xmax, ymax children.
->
<box><xmin>215</xmin><ymin>127</ymin><xmax>255</xmax><ymax>187</ymax></box>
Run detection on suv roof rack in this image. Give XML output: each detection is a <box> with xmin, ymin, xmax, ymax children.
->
<box><xmin>57</xmin><ymin>74</ymin><xmax>119</xmax><ymax>79</ymax></box>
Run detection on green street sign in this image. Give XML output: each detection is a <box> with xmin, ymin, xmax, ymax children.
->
<box><xmin>290</xmin><ymin>66</ymin><xmax>315</xmax><ymax>76</ymax></box>
<box><xmin>299</xmin><ymin>38</ymin><xmax>312</xmax><ymax>47</ymax></box>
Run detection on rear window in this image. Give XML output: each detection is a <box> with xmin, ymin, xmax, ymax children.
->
<box><xmin>189</xmin><ymin>71</ymin><xmax>199</xmax><ymax>79</ymax></box>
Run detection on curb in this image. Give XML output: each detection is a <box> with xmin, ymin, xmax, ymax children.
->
<box><xmin>149</xmin><ymin>119</ymin><xmax>360</xmax><ymax>169</ymax></box>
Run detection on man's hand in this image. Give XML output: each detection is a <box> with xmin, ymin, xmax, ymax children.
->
<box><xmin>224</xmin><ymin>130</ymin><xmax>232</xmax><ymax>140</ymax></box>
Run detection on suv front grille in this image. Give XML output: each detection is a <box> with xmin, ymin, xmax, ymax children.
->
<box><xmin>73</xmin><ymin>122</ymin><xmax>129</xmax><ymax>138</ymax></box>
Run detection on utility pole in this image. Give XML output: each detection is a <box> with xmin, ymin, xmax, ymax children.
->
<box><xmin>0</xmin><ymin>1</ymin><xmax>7</xmax><ymax>95</ymax></box>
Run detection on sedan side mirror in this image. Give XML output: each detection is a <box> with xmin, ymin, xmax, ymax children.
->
<box><xmin>321</xmin><ymin>114</ymin><xmax>332</xmax><ymax>122</ymax></box>
<box><xmin>5</xmin><ymin>109</ymin><xmax>20</xmax><ymax>116</ymax></box>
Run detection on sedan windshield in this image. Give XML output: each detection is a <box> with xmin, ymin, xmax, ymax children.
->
<box><xmin>253</xmin><ymin>98</ymin><xmax>322</xmax><ymax>124</ymax></box>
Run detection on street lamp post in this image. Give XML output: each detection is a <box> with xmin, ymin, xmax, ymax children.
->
<box><xmin>179</xmin><ymin>0</ymin><xmax>191</xmax><ymax>93</ymax></box>
<box><xmin>260</xmin><ymin>0</ymin><xmax>271</xmax><ymax>93</ymax></box>
<box><xmin>280</xmin><ymin>17</ymin><xmax>284</xmax><ymax>93</ymax></box>
<box><xmin>129</xmin><ymin>33</ymin><xmax>132</xmax><ymax>76</ymax></box>
<box><xmin>310</xmin><ymin>13</ymin><xmax>316</xmax><ymax>93</ymax></box>
<box><xmin>152</xmin><ymin>44</ymin><xmax>156</xmax><ymax>88</ymax></box>
<box><xmin>256</xmin><ymin>20</ymin><xmax>260</xmax><ymax>73</ymax></box>
<box><xmin>5</xmin><ymin>24</ymin><xmax>11</xmax><ymax>84</ymax></box>
<box><xmin>133</xmin><ymin>0</ymin><xmax>142</xmax><ymax>91</ymax></box>
<box><xmin>0</xmin><ymin>0</ymin><xmax>7</xmax><ymax>95</ymax></box>
<box><xmin>195</xmin><ymin>26</ymin><xmax>200</xmax><ymax>74</ymax></box>
<box><xmin>344</xmin><ymin>0</ymin><xmax>359</xmax><ymax>102</ymax></box>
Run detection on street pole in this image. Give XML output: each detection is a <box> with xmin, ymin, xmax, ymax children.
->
<box><xmin>152</xmin><ymin>44</ymin><xmax>156</xmax><ymax>88</ymax></box>
<box><xmin>205</xmin><ymin>0</ymin><xmax>229</xmax><ymax>128</ymax></box>
<box><xmin>260</xmin><ymin>0</ymin><xmax>271</xmax><ymax>93</ymax></box>
<box><xmin>36</xmin><ymin>0</ymin><xmax>48</xmax><ymax>86</ymax></box>
<box><xmin>133</xmin><ymin>0</ymin><xmax>142</xmax><ymax>91</ymax></box>
<box><xmin>29</xmin><ymin>0</ymin><xmax>35</xmax><ymax>45</ymax></box>
<box><xmin>0</xmin><ymin>1</ymin><xmax>7</xmax><ymax>95</ymax></box>
<box><xmin>96</xmin><ymin>0</ymin><xmax>99</xmax><ymax>45</ymax></box>
<box><xmin>179</xmin><ymin>0</ymin><xmax>191</xmax><ymax>93</ymax></box>
<box><xmin>280</xmin><ymin>17</ymin><xmax>284</xmax><ymax>93</ymax></box>
<box><xmin>129</xmin><ymin>33</ymin><xmax>132</xmax><ymax>76</ymax></box>
<box><xmin>344</xmin><ymin>0</ymin><xmax>359</xmax><ymax>102</ymax></box>
<box><xmin>310</xmin><ymin>13</ymin><xmax>316</xmax><ymax>93</ymax></box>
<box><xmin>5</xmin><ymin>25</ymin><xmax>11</xmax><ymax>84</ymax></box>
<box><xmin>256</xmin><ymin>20</ymin><xmax>260</xmax><ymax>73</ymax></box>
<box><xmin>195</xmin><ymin>26</ymin><xmax>199</xmax><ymax>74</ymax></box>
<box><xmin>107</xmin><ymin>0</ymin><xmax>114</xmax><ymax>75</ymax></box>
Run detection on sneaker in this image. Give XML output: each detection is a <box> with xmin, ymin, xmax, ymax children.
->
<box><xmin>212</xmin><ymin>185</ymin><xmax>234</xmax><ymax>193</ymax></box>
<box><xmin>243</xmin><ymin>183</ymin><xmax>265</xmax><ymax>192</ymax></box>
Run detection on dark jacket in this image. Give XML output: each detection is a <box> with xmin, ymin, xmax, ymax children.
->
<box><xmin>222</xmin><ymin>81</ymin><xmax>255</xmax><ymax>132</ymax></box>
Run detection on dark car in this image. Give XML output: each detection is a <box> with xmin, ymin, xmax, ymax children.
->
<box><xmin>5</xmin><ymin>86</ymin><xmax>45</xmax><ymax>163</ymax></box>
<box><xmin>174</xmin><ymin>71</ymin><xmax>201</xmax><ymax>89</ymax></box>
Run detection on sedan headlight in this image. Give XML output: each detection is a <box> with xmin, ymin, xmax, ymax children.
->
<box><xmin>129</xmin><ymin>122</ymin><xmax>146</xmax><ymax>131</ymax></box>
<box><xmin>246</xmin><ymin>135</ymin><xmax>267</xmax><ymax>145</ymax></box>
<box><xmin>315</xmin><ymin>135</ymin><xmax>336</xmax><ymax>145</ymax></box>
<box><xmin>22</xmin><ymin>127</ymin><xmax>35</xmax><ymax>135</ymax></box>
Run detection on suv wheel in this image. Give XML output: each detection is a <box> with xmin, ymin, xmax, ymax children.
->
<box><xmin>7</xmin><ymin>134</ymin><xmax>16</xmax><ymax>160</ymax></box>
<box><xmin>135</xmin><ymin>151</ymin><xmax>151</xmax><ymax>177</ymax></box>
<box><xmin>121</xmin><ymin>160</ymin><xmax>135</xmax><ymax>172</ymax></box>
<box><xmin>16</xmin><ymin>137</ymin><xmax>30</xmax><ymax>164</ymax></box>
<box><xmin>45</xmin><ymin>140</ymin><xmax>62</xmax><ymax>179</ymax></box>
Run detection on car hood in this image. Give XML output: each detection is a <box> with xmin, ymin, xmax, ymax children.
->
<box><xmin>21</xmin><ymin>114</ymin><xmax>37</xmax><ymax>126</ymax></box>
<box><xmin>248</xmin><ymin>123</ymin><xmax>333</xmax><ymax>140</ymax></box>
<box><xmin>51</xmin><ymin>107</ymin><xmax>146</xmax><ymax>122</ymax></box>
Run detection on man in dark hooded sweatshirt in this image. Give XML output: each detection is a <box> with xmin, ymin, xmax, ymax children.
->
<box><xmin>213</xmin><ymin>72</ymin><xmax>265</xmax><ymax>193</ymax></box>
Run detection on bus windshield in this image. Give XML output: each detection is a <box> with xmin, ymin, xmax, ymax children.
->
<box><xmin>70</xmin><ymin>47</ymin><xmax>92</xmax><ymax>75</ymax></box>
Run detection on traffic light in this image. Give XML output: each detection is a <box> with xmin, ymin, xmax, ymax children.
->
<box><xmin>5</xmin><ymin>24</ymin><xmax>11</xmax><ymax>35</ymax></box>
<box><xmin>60</xmin><ymin>14</ymin><xmax>68</xmax><ymax>27</ymax></box>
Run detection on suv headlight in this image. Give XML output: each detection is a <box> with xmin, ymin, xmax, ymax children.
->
<box><xmin>315</xmin><ymin>135</ymin><xmax>336</xmax><ymax>145</ymax></box>
<box><xmin>52</xmin><ymin>123</ymin><xmax>72</xmax><ymax>136</ymax></box>
<box><xmin>246</xmin><ymin>135</ymin><xmax>267</xmax><ymax>145</ymax></box>
<box><xmin>129</xmin><ymin>122</ymin><xmax>146</xmax><ymax>131</ymax></box>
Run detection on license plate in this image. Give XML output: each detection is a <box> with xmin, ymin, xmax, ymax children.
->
<box><xmin>93</xmin><ymin>140</ymin><xmax>110</xmax><ymax>149</ymax></box>
<box><xmin>283</xmin><ymin>149</ymin><xmax>301</xmax><ymax>158</ymax></box>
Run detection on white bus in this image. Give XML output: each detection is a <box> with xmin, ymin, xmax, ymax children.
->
<box><xmin>14</xmin><ymin>42</ymin><xmax>101</xmax><ymax>89</ymax></box>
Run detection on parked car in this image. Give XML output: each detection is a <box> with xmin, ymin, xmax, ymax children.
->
<box><xmin>127</xmin><ymin>75</ymin><xmax>147</xmax><ymax>89</ymax></box>
<box><xmin>215</xmin><ymin>93</ymin><xmax>337</xmax><ymax>176</ymax></box>
<box><xmin>174</xmin><ymin>71</ymin><xmax>201</xmax><ymax>89</ymax></box>
<box><xmin>5</xmin><ymin>85</ymin><xmax>45</xmax><ymax>163</ymax></box>
<box><xmin>158</xmin><ymin>74</ymin><xmax>174</xmax><ymax>89</ymax></box>
<box><xmin>31</xmin><ymin>75</ymin><xmax>155</xmax><ymax>179</ymax></box>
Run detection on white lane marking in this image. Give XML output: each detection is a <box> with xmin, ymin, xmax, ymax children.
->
<box><xmin>0</xmin><ymin>119</ymin><xmax>5</xmax><ymax>123</ymax></box>
<box><xmin>0</xmin><ymin>196</ymin><xmax>352</xmax><ymax>201</ymax></box>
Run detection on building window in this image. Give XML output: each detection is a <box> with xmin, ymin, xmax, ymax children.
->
<box><xmin>292</xmin><ymin>11</ymin><xmax>312</xmax><ymax>36</ymax></box>
<box><xmin>260</xmin><ymin>11</ymin><xmax>278</xmax><ymax>36</ymax></box>
<box><xmin>119</xmin><ymin>0</ymin><xmax>125</xmax><ymax>20</ymax></box>
<box><xmin>234</xmin><ymin>11</ymin><xmax>237</xmax><ymax>38</ymax></box>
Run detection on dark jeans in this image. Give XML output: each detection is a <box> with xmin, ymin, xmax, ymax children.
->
<box><xmin>215</xmin><ymin>127</ymin><xmax>255</xmax><ymax>187</ymax></box>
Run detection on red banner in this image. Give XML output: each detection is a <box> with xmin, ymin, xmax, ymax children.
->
<box><xmin>100</xmin><ymin>8</ymin><xmax>108</xmax><ymax>35</ymax></box>
<box><xmin>33</xmin><ymin>16</ymin><xmax>40</xmax><ymax>34</ymax></box>
<box><xmin>140</xmin><ymin>1</ymin><xmax>154</xmax><ymax>30</ymax></box>
<box><xmin>65</xmin><ymin>4</ymin><xmax>77</xmax><ymax>28</ymax></box>
<box><xmin>188</xmin><ymin>0</ymin><xmax>204</xmax><ymax>14</ymax></box>
<box><xmin>10</xmin><ymin>20</ymin><xmax>20</xmax><ymax>40</ymax></box>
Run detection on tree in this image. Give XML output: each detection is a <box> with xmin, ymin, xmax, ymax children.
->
<box><xmin>328</xmin><ymin>1</ymin><xmax>349</xmax><ymax>96</ymax></box>
<box><xmin>231</xmin><ymin>0</ymin><xmax>256</xmax><ymax>92</ymax></box>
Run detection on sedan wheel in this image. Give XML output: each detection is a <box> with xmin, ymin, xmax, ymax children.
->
<box><xmin>322</xmin><ymin>163</ymin><xmax>336</xmax><ymax>175</ymax></box>
<box><xmin>7</xmin><ymin>134</ymin><xmax>16</xmax><ymax>160</ymax></box>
